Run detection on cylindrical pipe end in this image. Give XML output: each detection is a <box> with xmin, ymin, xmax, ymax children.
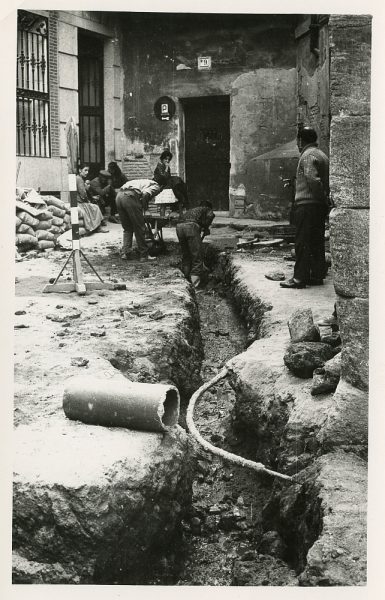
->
<box><xmin>63</xmin><ymin>376</ymin><xmax>180</xmax><ymax>433</ymax></box>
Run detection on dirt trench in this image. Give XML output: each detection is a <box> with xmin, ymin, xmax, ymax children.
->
<box><xmin>145</xmin><ymin>248</ymin><xmax>299</xmax><ymax>586</ymax></box>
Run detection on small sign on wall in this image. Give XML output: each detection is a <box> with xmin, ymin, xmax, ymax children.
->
<box><xmin>198</xmin><ymin>56</ymin><xmax>212</xmax><ymax>71</ymax></box>
<box><xmin>154</xmin><ymin>96</ymin><xmax>176</xmax><ymax>121</ymax></box>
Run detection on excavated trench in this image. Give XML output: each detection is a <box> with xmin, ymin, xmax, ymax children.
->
<box><xmin>141</xmin><ymin>246</ymin><xmax>302</xmax><ymax>586</ymax></box>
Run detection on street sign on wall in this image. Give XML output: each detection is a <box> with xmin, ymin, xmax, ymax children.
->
<box><xmin>198</xmin><ymin>56</ymin><xmax>212</xmax><ymax>70</ymax></box>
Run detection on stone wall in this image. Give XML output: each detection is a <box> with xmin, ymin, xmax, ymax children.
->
<box><xmin>322</xmin><ymin>14</ymin><xmax>371</xmax><ymax>449</ymax></box>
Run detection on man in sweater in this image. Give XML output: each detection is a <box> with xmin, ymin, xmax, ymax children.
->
<box><xmin>116</xmin><ymin>178</ymin><xmax>161</xmax><ymax>261</ymax></box>
<box><xmin>176</xmin><ymin>201</ymin><xmax>215</xmax><ymax>288</ymax></box>
<box><xmin>281</xmin><ymin>126</ymin><xmax>330</xmax><ymax>289</ymax></box>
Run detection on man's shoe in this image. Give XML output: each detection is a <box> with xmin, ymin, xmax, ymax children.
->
<box><xmin>280</xmin><ymin>278</ymin><xmax>306</xmax><ymax>289</ymax></box>
<box><xmin>108</xmin><ymin>215</ymin><xmax>119</xmax><ymax>224</ymax></box>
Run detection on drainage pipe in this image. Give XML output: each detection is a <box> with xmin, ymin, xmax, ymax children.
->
<box><xmin>186</xmin><ymin>366</ymin><xmax>293</xmax><ymax>483</ymax></box>
<box><xmin>63</xmin><ymin>375</ymin><xmax>180</xmax><ymax>433</ymax></box>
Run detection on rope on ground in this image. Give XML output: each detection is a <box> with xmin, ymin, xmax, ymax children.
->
<box><xmin>186</xmin><ymin>366</ymin><xmax>293</xmax><ymax>483</ymax></box>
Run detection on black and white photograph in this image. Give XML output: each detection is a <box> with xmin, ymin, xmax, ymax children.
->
<box><xmin>1</xmin><ymin>0</ymin><xmax>384</xmax><ymax>595</ymax></box>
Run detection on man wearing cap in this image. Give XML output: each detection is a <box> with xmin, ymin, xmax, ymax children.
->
<box><xmin>116</xmin><ymin>178</ymin><xmax>161</xmax><ymax>262</ymax></box>
<box><xmin>280</xmin><ymin>126</ymin><xmax>329</xmax><ymax>289</ymax></box>
<box><xmin>89</xmin><ymin>170</ymin><xmax>119</xmax><ymax>223</ymax></box>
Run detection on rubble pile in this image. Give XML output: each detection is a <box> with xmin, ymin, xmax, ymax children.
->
<box><xmin>15</xmin><ymin>188</ymin><xmax>72</xmax><ymax>253</ymax></box>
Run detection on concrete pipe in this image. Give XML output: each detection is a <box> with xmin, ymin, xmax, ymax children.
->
<box><xmin>63</xmin><ymin>375</ymin><xmax>180</xmax><ymax>433</ymax></box>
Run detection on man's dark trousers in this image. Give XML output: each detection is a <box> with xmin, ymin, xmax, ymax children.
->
<box><xmin>294</xmin><ymin>203</ymin><xmax>326</xmax><ymax>283</ymax></box>
<box><xmin>175</xmin><ymin>221</ymin><xmax>203</xmax><ymax>280</ymax></box>
<box><xmin>116</xmin><ymin>189</ymin><xmax>147</xmax><ymax>258</ymax></box>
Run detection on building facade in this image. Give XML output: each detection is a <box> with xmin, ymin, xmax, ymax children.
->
<box><xmin>16</xmin><ymin>12</ymin><xmax>330</xmax><ymax>218</ymax></box>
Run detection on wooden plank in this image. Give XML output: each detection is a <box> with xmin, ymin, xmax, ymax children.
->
<box><xmin>42</xmin><ymin>282</ymin><xmax>76</xmax><ymax>294</ymax></box>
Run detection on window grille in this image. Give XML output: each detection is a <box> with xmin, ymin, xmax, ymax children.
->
<box><xmin>16</xmin><ymin>10</ymin><xmax>50</xmax><ymax>157</ymax></box>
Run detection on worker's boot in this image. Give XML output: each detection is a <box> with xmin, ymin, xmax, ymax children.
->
<box><xmin>191</xmin><ymin>275</ymin><xmax>201</xmax><ymax>289</ymax></box>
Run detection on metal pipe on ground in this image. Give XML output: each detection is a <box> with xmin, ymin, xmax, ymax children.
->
<box><xmin>186</xmin><ymin>367</ymin><xmax>293</xmax><ymax>483</ymax></box>
<box><xmin>63</xmin><ymin>376</ymin><xmax>180</xmax><ymax>433</ymax></box>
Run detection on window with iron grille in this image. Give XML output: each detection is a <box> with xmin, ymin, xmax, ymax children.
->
<box><xmin>16</xmin><ymin>10</ymin><xmax>50</xmax><ymax>157</ymax></box>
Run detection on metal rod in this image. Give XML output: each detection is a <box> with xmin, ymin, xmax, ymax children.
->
<box><xmin>80</xmin><ymin>250</ymin><xmax>104</xmax><ymax>282</ymax></box>
<box><xmin>52</xmin><ymin>250</ymin><xmax>74</xmax><ymax>285</ymax></box>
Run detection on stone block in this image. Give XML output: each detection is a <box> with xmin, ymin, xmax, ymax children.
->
<box><xmin>316</xmin><ymin>379</ymin><xmax>368</xmax><ymax>456</ymax></box>
<box><xmin>58</xmin><ymin>21</ymin><xmax>77</xmax><ymax>55</ymax></box>
<box><xmin>337</xmin><ymin>297</ymin><xmax>369</xmax><ymax>390</ymax></box>
<box><xmin>329</xmin><ymin>208</ymin><xmax>369</xmax><ymax>298</ymax></box>
<box><xmin>288</xmin><ymin>308</ymin><xmax>320</xmax><ymax>343</ymax></box>
<box><xmin>330</xmin><ymin>116</ymin><xmax>370</xmax><ymax>209</ymax></box>
<box><xmin>58</xmin><ymin>53</ymin><xmax>78</xmax><ymax>90</ymax></box>
<box><xmin>329</xmin><ymin>15</ymin><xmax>371</xmax><ymax>116</ymax></box>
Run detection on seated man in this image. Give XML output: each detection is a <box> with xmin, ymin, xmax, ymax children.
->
<box><xmin>176</xmin><ymin>201</ymin><xmax>215</xmax><ymax>288</ymax></box>
<box><xmin>89</xmin><ymin>170</ymin><xmax>119</xmax><ymax>223</ymax></box>
<box><xmin>116</xmin><ymin>178</ymin><xmax>161</xmax><ymax>262</ymax></box>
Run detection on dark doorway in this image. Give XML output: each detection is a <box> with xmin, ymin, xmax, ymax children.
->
<box><xmin>182</xmin><ymin>95</ymin><xmax>230</xmax><ymax>210</ymax></box>
<box><xmin>78</xmin><ymin>33</ymin><xmax>104</xmax><ymax>179</ymax></box>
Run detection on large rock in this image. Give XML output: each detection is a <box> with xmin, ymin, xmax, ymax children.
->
<box><xmin>337</xmin><ymin>297</ymin><xmax>369</xmax><ymax>391</ymax></box>
<box><xmin>311</xmin><ymin>352</ymin><xmax>341</xmax><ymax>396</ymax></box>
<box><xmin>13</xmin><ymin>419</ymin><xmax>194</xmax><ymax>584</ymax></box>
<box><xmin>329</xmin><ymin>208</ymin><xmax>369</xmax><ymax>298</ymax></box>
<box><xmin>287</xmin><ymin>308</ymin><xmax>320</xmax><ymax>343</ymax></box>
<box><xmin>263</xmin><ymin>451</ymin><xmax>367</xmax><ymax>586</ymax></box>
<box><xmin>316</xmin><ymin>379</ymin><xmax>368</xmax><ymax>457</ymax></box>
<box><xmin>284</xmin><ymin>342</ymin><xmax>334</xmax><ymax>379</ymax></box>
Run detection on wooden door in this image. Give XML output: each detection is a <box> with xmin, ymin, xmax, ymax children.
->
<box><xmin>182</xmin><ymin>96</ymin><xmax>230</xmax><ymax>210</ymax></box>
<box><xmin>78</xmin><ymin>34</ymin><xmax>104</xmax><ymax>179</ymax></box>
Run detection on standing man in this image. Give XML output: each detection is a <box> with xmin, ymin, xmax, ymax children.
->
<box><xmin>280</xmin><ymin>126</ymin><xmax>329</xmax><ymax>289</ymax></box>
<box><xmin>176</xmin><ymin>201</ymin><xmax>215</xmax><ymax>288</ymax></box>
<box><xmin>89</xmin><ymin>170</ymin><xmax>119</xmax><ymax>223</ymax></box>
<box><xmin>116</xmin><ymin>178</ymin><xmax>161</xmax><ymax>262</ymax></box>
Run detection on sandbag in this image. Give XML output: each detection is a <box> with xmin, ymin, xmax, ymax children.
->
<box><xmin>51</xmin><ymin>216</ymin><xmax>64</xmax><ymax>227</ymax></box>
<box><xmin>79</xmin><ymin>227</ymin><xmax>87</xmax><ymax>237</ymax></box>
<box><xmin>37</xmin><ymin>210</ymin><xmax>53</xmax><ymax>221</ymax></box>
<box><xmin>36</xmin><ymin>220</ymin><xmax>53</xmax><ymax>231</ymax></box>
<box><xmin>17</xmin><ymin>223</ymin><xmax>35</xmax><ymax>236</ymax></box>
<box><xmin>17</xmin><ymin>211</ymin><xmax>39</xmax><ymax>228</ymax></box>
<box><xmin>64</xmin><ymin>214</ymin><xmax>71</xmax><ymax>224</ymax></box>
<box><xmin>36</xmin><ymin>230</ymin><xmax>55</xmax><ymax>241</ymax></box>
<box><xmin>16</xmin><ymin>216</ymin><xmax>22</xmax><ymax>228</ymax></box>
<box><xmin>50</xmin><ymin>225</ymin><xmax>60</xmax><ymax>234</ymax></box>
<box><xmin>47</xmin><ymin>205</ymin><xmax>66</xmax><ymax>219</ymax></box>
<box><xmin>45</xmin><ymin>195</ymin><xmax>66</xmax><ymax>210</ymax></box>
<box><xmin>16</xmin><ymin>233</ymin><xmax>38</xmax><ymax>247</ymax></box>
<box><xmin>38</xmin><ymin>240</ymin><xmax>55</xmax><ymax>250</ymax></box>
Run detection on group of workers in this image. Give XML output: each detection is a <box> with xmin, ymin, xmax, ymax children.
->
<box><xmin>75</xmin><ymin>126</ymin><xmax>329</xmax><ymax>292</ymax></box>
<box><xmin>76</xmin><ymin>150</ymin><xmax>213</xmax><ymax>289</ymax></box>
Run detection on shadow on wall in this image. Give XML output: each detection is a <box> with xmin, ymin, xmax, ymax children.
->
<box><xmin>245</xmin><ymin>139</ymin><xmax>299</xmax><ymax>221</ymax></box>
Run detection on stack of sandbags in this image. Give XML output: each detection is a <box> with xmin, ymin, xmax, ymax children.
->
<box><xmin>15</xmin><ymin>189</ymin><xmax>74</xmax><ymax>253</ymax></box>
<box><xmin>15</xmin><ymin>210</ymin><xmax>39</xmax><ymax>251</ymax></box>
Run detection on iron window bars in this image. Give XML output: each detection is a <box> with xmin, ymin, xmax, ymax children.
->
<box><xmin>16</xmin><ymin>10</ymin><xmax>50</xmax><ymax>157</ymax></box>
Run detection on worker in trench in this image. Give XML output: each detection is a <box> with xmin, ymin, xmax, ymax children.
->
<box><xmin>176</xmin><ymin>201</ymin><xmax>215</xmax><ymax>288</ymax></box>
<box><xmin>116</xmin><ymin>178</ymin><xmax>161</xmax><ymax>262</ymax></box>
